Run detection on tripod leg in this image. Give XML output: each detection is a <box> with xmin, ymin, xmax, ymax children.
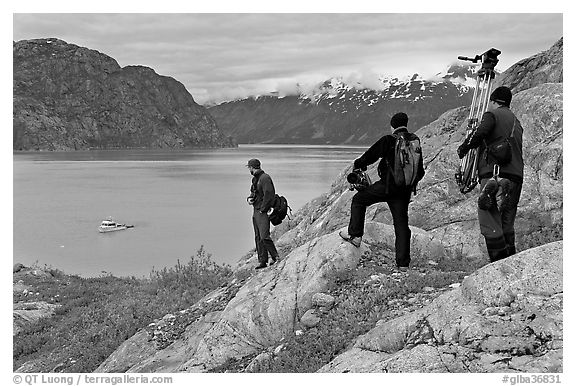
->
<box><xmin>457</xmin><ymin>72</ymin><xmax>495</xmax><ymax>193</ymax></box>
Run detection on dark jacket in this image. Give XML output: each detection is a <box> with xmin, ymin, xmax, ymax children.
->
<box><xmin>467</xmin><ymin>106</ymin><xmax>524</xmax><ymax>182</ymax></box>
<box><xmin>250</xmin><ymin>169</ymin><xmax>276</xmax><ymax>213</ymax></box>
<box><xmin>353</xmin><ymin>128</ymin><xmax>425</xmax><ymax>194</ymax></box>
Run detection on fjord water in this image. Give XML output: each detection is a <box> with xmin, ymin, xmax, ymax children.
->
<box><xmin>13</xmin><ymin>145</ymin><xmax>364</xmax><ymax>277</ymax></box>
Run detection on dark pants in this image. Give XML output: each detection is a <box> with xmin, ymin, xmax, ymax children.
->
<box><xmin>478</xmin><ymin>177</ymin><xmax>522</xmax><ymax>262</ymax></box>
<box><xmin>253</xmin><ymin>209</ymin><xmax>279</xmax><ymax>265</ymax></box>
<box><xmin>348</xmin><ymin>180</ymin><xmax>412</xmax><ymax>267</ymax></box>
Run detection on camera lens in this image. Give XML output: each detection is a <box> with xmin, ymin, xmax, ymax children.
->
<box><xmin>347</xmin><ymin>172</ymin><xmax>360</xmax><ymax>184</ymax></box>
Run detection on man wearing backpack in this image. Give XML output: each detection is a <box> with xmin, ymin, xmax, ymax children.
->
<box><xmin>246</xmin><ymin>158</ymin><xmax>280</xmax><ymax>269</ymax></box>
<box><xmin>339</xmin><ymin>112</ymin><xmax>425</xmax><ymax>271</ymax></box>
<box><xmin>457</xmin><ymin>86</ymin><xmax>524</xmax><ymax>262</ymax></box>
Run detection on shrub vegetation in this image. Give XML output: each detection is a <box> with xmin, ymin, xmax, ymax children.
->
<box><xmin>13</xmin><ymin>246</ymin><xmax>232</xmax><ymax>373</ymax></box>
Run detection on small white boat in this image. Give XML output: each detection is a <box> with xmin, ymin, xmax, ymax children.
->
<box><xmin>98</xmin><ymin>219</ymin><xmax>134</xmax><ymax>233</ymax></box>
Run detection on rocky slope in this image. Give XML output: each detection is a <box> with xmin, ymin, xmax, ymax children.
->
<box><xmin>92</xmin><ymin>227</ymin><xmax>562</xmax><ymax>374</ymax></box>
<box><xmin>494</xmin><ymin>38</ymin><xmax>563</xmax><ymax>93</ymax></box>
<box><xmin>13</xmin><ymin>38</ymin><xmax>236</xmax><ymax>150</ymax></box>
<box><xmin>94</xmin><ymin>222</ymin><xmax>453</xmax><ymax>373</ymax></box>
<box><xmin>208</xmin><ymin>69</ymin><xmax>475</xmax><ymax>145</ymax></box>
<box><xmin>13</xmin><ymin>264</ymin><xmax>61</xmax><ymax>336</ymax></box>
<box><xmin>320</xmin><ymin>241</ymin><xmax>562</xmax><ymax>373</ymax></box>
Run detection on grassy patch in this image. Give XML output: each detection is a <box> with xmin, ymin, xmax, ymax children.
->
<box><xmin>13</xmin><ymin>246</ymin><xmax>232</xmax><ymax>373</ymax></box>
<box><xmin>216</xmin><ymin>248</ymin><xmax>475</xmax><ymax>373</ymax></box>
<box><xmin>517</xmin><ymin>223</ymin><xmax>563</xmax><ymax>252</ymax></box>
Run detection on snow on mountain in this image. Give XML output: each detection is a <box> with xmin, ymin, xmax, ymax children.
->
<box><xmin>432</xmin><ymin>63</ymin><xmax>481</xmax><ymax>87</ymax></box>
<box><xmin>207</xmin><ymin>63</ymin><xmax>477</xmax><ymax>145</ymax></box>
<box><xmin>293</xmin><ymin>64</ymin><xmax>476</xmax><ymax>114</ymax></box>
<box><xmin>206</xmin><ymin>64</ymin><xmax>478</xmax><ymax>109</ymax></box>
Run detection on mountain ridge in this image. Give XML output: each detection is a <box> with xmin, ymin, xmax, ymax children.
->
<box><xmin>13</xmin><ymin>38</ymin><xmax>236</xmax><ymax>151</ymax></box>
<box><xmin>208</xmin><ymin>65</ymin><xmax>477</xmax><ymax>145</ymax></box>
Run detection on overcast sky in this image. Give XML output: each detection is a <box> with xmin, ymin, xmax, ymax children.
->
<box><xmin>13</xmin><ymin>13</ymin><xmax>563</xmax><ymax>105</ymax></box>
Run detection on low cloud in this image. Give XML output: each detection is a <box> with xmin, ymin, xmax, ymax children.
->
<box><xmin>342</xmin><ymin>69</ymin><xmax>387</xmax><ymax>91</ymax></box>
<box><xmin>275</xmin><ymin>81</ymin><xmax>300</xmax><ymax>98</ymax></box>
<box><xmin>200</xmin><ymin>86</ymin><xmax>254</xmax><ymax>105</ymax></box>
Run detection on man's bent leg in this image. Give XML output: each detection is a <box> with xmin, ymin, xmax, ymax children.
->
<box><xmin>348</xmin><ymin>181</ymin><xmax>387</xmax><ymax>237</ymax></box>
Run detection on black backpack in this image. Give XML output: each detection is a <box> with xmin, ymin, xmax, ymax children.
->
<box><xmin>269</xmin><ymin>194</ymin><xmax>292</xmax><ymax>226</ymax></box>
<box><xmin>388</xmin><ymin>132</ymin><xmax>424</xmax><ymax>193</ymax></box>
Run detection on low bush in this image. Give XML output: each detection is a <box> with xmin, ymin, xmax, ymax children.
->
<box><xmin>13</xmin><ymin>246</ymin><xmax>232</xmax><ymax>373</ymax></box>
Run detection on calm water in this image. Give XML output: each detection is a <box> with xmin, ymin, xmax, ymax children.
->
<box><xmin>13</xmin><ymin>145</ymin><xmax>364</xmax><ymax>277</ymax></box>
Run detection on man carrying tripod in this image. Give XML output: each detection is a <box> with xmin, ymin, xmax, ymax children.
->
<box><xmin>339</xmin><ymin>112</ymin><xmax>425</xmax><ymax>271</ymax></box>
<box><xmin>457</xmin><ymin>86</ymin><xmax>524</xmax><ymax>262</ymax></box>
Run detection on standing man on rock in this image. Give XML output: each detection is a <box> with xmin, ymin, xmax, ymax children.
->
<box><xmin>246</xmin><ymin>158</ymin><xmax>280</xmax><ymax>269</ymax></box>
<box><xmin>339</xmin><ymin>112</ymin><xmax>425</xmax><ymax>271</ymax></box>
<box><xmin>457</xmin><ymin>86</ymin><xmax>524</xmax><ymax>262</ymax></box>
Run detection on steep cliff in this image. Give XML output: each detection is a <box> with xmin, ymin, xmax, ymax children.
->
<box><xmin>494</xmin><ymin>37</ymin><xmax>563</xmax><ymax>93</ymax></box>
<box><xmin>13</xmin><ymin>38</ymin><xmax>236</xmax><ymax>150</ymax></box>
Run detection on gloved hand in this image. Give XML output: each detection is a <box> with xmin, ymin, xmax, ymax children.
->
<box><xmin>457</xmin><ymin>143</ymin><xmax>469</xmax><ymax>159</ymax></box>
<box><xmin>352</xmin><ymin>160</ymin><xmax>366</xmax><ymax>172</ymax></box>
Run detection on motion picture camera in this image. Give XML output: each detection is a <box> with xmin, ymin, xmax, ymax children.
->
<box><xmin>458</xmin><ymin>48</ymin><xmax>501</xmax><ymax>77</ymax></box>
<box><xmin>347</xmin><ymin>169</ymin><xmax>372</xmax><ymax>191</ymax></box>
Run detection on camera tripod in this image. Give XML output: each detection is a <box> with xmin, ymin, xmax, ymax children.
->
<box><xmin>455</xmin><ymin>48</ymin><xmax>501</xmax><ymax>194</ymax></box>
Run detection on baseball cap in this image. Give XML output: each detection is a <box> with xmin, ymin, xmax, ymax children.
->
<box><xmin>246</xmin><ymin>158</ymin><xmax>261</xmax><ymax>168</ymax></box>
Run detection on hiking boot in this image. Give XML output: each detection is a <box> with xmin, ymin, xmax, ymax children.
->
<box><xmin>270</xmin><ymin>256</ymin><xmax>279</xmax><ymax>265</ymax></box>
<box><xmin>394</xmin><ymin>266</ymin><xmax>409</xmax><ymax>274</ymax></box>
<box><xmin>339</xmin><ymin>231</ymin><xmax>362</xmax><ymax>248</ymax></box>
<box><xmin>498</xmin><ymin>178</ymin><xmax>513</xmax><ymax>210</ymax></box>
<box><xmin>488</xmin><ymin>249</ymin><xmax>509</xmax><ymax>263</ymax></box>
<box><xmin>391</xmin><ymin>266</ymin><xmax>409</xmax><ymax>277</ymax></box>
<box><xmin>255</xmin><ymin>264</ymin><xmax>267</xmax><ymax>270</ymax></box>
<box><xmin>478</xmin><ymin>178</ymin><xmax>498</xmax><ymax>210</ymax></box>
